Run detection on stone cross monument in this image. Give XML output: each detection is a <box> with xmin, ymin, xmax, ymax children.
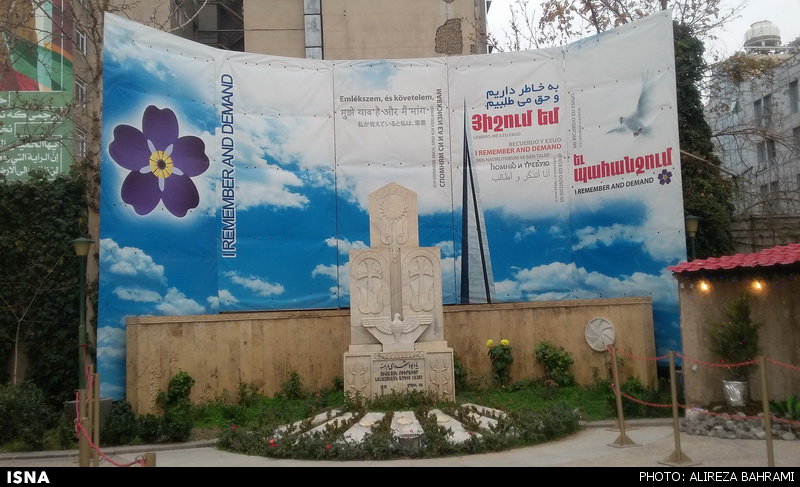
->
<box><xmin>343</xmin><ymin>183</ymin><xmax>455</xmax><ymax>399</ymax></box>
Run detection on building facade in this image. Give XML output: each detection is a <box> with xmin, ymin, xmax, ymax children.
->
<box><xmin>170</xmin><ymin>0</ymin><xmax>489</xmax><ymax>59</ymax></box>
<box><xmin>706</xmin><ymin>21</ymin><xmax>800</xmax><ymax>251</ymax></box>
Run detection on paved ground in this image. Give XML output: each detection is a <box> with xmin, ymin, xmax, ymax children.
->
<box><xmin>2</xmin><ymin>420</ymin><xmax>798</xmax><ymax>468</ymax></box>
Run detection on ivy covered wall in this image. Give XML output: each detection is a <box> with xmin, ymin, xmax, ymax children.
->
<box><xmin>0</xmin><ymin>170</ymin><xmax>88</xmax><ymax>404</ymax></box>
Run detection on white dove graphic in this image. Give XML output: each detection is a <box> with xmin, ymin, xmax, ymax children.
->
<box><xmin>607</xmin><ymin>73</ymin><xmax>654</xmax><ymax>137</ymax></box>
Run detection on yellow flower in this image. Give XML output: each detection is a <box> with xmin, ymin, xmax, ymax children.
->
<box><xmin>500</xmin><ymin>339</ymin><xmax>510</xmax><ymax>346</ymax></box>
<box><xmin>486</xmin><ymin>339</ymin><xmax>494</xmax><ymax>348</ymax></box>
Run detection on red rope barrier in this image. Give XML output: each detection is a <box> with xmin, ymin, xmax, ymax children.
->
<box><xmin>73</xmin><ymin>388</ymin><xmax>145</xmax><ymax>467</ymax></box>
<box><xmin>772</xmin><ymin>416</ymin><xmax>800</xmax><ymax>427</ymax></box>
<box><xmin>676</xmin><ymin>352</ymin><xmax>758</xmax><ymax>369</ymax></box>
<box><xmin>611</xmin><ymin>383</ymin><xmax>795</xmax><ymax>423</ymax></box>
<box><xmin>74</xmin><ymin>420</ymin><xmax>144</xmax><ymax>467</ymax></box>
<box><xmin>617</xmin><ymin>390</ymin><xmax>673</xmax><ymax>408</ymax></box>
<box><xmin>613</xmin><ymin>348</ymin><xmax>671</xmax><ymax>362</ymax></box>
<box><xmin>766</xmin><ymin>357</ymin><xmax>800</xmax><ymax>372</ymax></box>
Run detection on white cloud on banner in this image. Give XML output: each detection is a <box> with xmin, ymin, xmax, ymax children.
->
<box><xmin>325</xmin><ymin>237</ymin><xmax>367</xmax><ymax>255</ymax></box>
<box><xmin>155</xmin><ymin>287</ymin><xmax>205</xmax><ymax>315</ymax></box>
<box><xmin>113</xmin><ymin>287</ymin><xmax>161</xmax><ymax>303</ymax></box>
<box><xmin>100</xmin><ymin>238</ymin><xmax>166</xmax><ymax>283</ymax></box>
<box><xmin>495</xmin><ymin>261</ymin><xmax>677</xmax><ymax>303</ymax></box>
<box><xmin>234</xmin><ymin>164</ymin><xmax>309</xmax><ymax>211</ymax></box>
<box><xmin>441</xmin><ymin>255</ymin><xmax>461</xmax><ymax>299</ymax></box>
<box><xmin>571</xmin><ymin>195</ymin><xmax>685</xmax><ymax>263</ymax></box>
<box><xmin>434</xmin><ymin>240</ymin><xmax>455</xmax><ymax>257</ymax></box>
<box><xmin>97</xmin><ymin>326</ymin><xmax>127</xmax><ymax>360</ymax></box>
<box><xmin>225</xmin><ymin>113</ymin><xmax>334</xmax><ymax>212</ymax></box>
<box><xmin>206</xmin><ymin>289</ymin><xmax>237</xmax><ymax>310</ymax></box>
<box><xmin>513</xmin><ymin>226</ymin><xmax>537</xmax><ymax>242</ymax></box>
<box><xmin>312</xmin><ymin>261</ymin><xmax>348</xmax><ymax>299</ymax></box>
<box><xmin>225</xmin><ymin>271</ymin><xmax>285</xmax><ymax>296</ymax></box>
<box><xmin>104</xmin><ymin>22</ymin><xmax>172</xmax><ymax>81</ymax></box>
<box><xmin>218</xmin><ymin>289</ymin><xmax>238</xmax><ymax>305</ymax></box>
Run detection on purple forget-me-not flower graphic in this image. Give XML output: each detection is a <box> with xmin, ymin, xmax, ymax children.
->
<box><xmin>658</xmin><ymin>169</ymin><xmax>672</xmax><ymax>185</ymax></box>
<box><xmin>109</xmin><ymin>106</ymin><xmax>209</xmax><ymax>217</ymax></box>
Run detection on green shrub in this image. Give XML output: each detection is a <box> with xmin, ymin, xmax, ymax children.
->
<box><xmin>486</xmin><ymin>339</ymin><xmax>513</xmax><ymax>387</ymax></box>
<box><xmin>453</xmin><ymin>353</ymin><xmax>469</xmax><ymax>391</ymax></box>
<box><xmin>534</xmin><ymin>341</ymin><xmax>575</xmax><ymax>387</ymax></box>
<box><xmin>156</xmin><ymin>371</ymin><xmax>195</xmax><ymax>410</ymax></box>
<box><xmin>771</xmin><ymin>395</ymin><xmax>800</xmax><ymax>421</ymax></box>
<box><xmin>154</xmin><ymin>371</ymin><xmax>196</xmax><ymax>443</ymax></box>
<box><xmin>137</xmin><ymin>414</ymin><xmax>162</xmax><ymax>443</ymax></box>
<box><xmin>0</xmin><ymin>383</ymin><xmax>56</xmax><ymax>450</ymax></box>
<box><xmin>280</xmin><ymin>371</ymin><xmax>307</xmax><ymax>400</ymax></box>
<box><xmin>163</xmin><ymin>407</ymin><xmax>193</xmax><ymax>442</ymax></box>
<box><xmin>237</xmin><ymin>382</ymin><xmax>261</xmax><ymax>407</ymax></box>
<box><xmin>102</xmin><ymin>401</ymin><xmax>137</xmax><ymax>446</ymax></box>
<box><xmin>709</xmin><ymin>296</ymin><xmax>760</xmax><ymax>380</ymax></box>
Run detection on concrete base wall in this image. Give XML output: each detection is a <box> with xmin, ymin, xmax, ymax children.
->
<box><xmin>126</xmin><ymin>297</ymin><xmax>656</xmax><ymax>414</ymax></box>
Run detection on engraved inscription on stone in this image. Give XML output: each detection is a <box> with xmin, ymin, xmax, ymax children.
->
<box><xmin>374</xmin><ymin>357</ymin><xmax>425</xmax><ymax>395</ymax></box>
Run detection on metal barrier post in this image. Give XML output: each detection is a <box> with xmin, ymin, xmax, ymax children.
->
<box><xmin>92</xmin><ymin>371</ymin><xmax>100</xmax><ymax>467</ymax></box>
<box><xmin>660</xmin><ymin>351</ymin><xmax>698</xmax><ymax>466</ymax></box>
<box><xmin>759</xmin><ymin>356</ymin><xmax>775</xmax><ymax>467</ymax></box>
<box><xmin>78</xmin><ymin>389</ymin><xmax>90</xmax><ymax>467</ymax></box>
<box><xmin>609</xmin><ymin>346</ymin><xmax>638</xmax><ymax>448</ymax></box>
<box><xmin>143</xmin><ymin>452</ymin><xmax>157</xmax><ymax>467</ymax></box>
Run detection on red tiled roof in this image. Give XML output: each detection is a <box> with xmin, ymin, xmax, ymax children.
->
<box><xmin>668</xmin><ymin>242</ymin><xmax>800</xmax><ymax>274</ymax></box>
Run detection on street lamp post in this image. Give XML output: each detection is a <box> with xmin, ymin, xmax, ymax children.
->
<box><xmin>684</xmin><ymin>215</ymin><xmax>700</xmax><ymax>261</ymax></box>
<box><xmin>71</xmin><ymin>238</ymin><xmax>93</xmax><ymax>390</ymax></box>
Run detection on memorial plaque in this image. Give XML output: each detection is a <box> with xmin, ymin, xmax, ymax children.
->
<box><xmin>374</xmin><ymin>352</ymin><xmax>426</xmax><ymax>394</ymax></box>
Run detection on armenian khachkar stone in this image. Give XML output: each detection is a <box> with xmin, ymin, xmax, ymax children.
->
<box><xmin>344</xmin><ymin>183</ymin><xmax>454</xmax><ymax>399</ymax></box>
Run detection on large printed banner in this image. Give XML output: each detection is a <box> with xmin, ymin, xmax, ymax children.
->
<box><xmin>99</xmin><ymin>11</ymin><xmax>685</xmax><ymax>398</ymax></box>
<box><xmin>0</xmin><ymin>0</ymin><xmax>74</xmax><ymax>180</ymax></box>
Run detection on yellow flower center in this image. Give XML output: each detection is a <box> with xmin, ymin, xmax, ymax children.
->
<box><xmin>149</xmin><ymin>150</ymin><xmax>174</xmax><ymax>178</ymax></box>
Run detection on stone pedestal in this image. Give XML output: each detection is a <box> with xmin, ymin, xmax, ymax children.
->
<box><xmin>343</xmin><ymin>183</ymin><xmax>455</xmax><ymax>399</ymax></box>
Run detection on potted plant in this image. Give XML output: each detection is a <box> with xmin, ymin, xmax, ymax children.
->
<box><xmin>708</xmin><ymin>295</ymin><xmax>760</xmax><ymax>406</ymax></box>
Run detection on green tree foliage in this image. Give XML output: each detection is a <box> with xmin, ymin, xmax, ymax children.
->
<box><xmin>709</xmin><ymin>295</ymin><xmax>759</xmax><ymax>380</ymax></box>
<box><xmin>0</xmin><ymin>170</ymin><xmax>88</xmax><ymax>404</ymax></box>
<box><xmin>673</xmin><ymin>23</ymin><xmax>734</xmax><ymax>258</ymax></box>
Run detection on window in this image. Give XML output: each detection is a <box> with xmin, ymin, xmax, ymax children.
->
<box><xmin>75</xmin><ymin>128</ymin><xmax>86</xmax><ymax>158</ymax></box>
<box><xmin>790</xmin><ymin>80</ymin><xmax>799</xmax><ymax>114</ymax></box>
<box><xmin>75</xmin><ymin>28</ymin><xmax>87</xmax><ymax>55</ymax></box>
<box><xmin>173</xmin><ymin>0</ymin><xmax>185</xmax><ymax>25</ymax></box>
<box><xmin>754</xmin><ymin>98</ymin><xmax>762</xmax><ymax>127</ymax></box>
<box><xmin>763</xmin><ymin>94</ymin><xmax>772</xmax><ymax>124</ymax></box>
<box><xmin>754</xmin><ymin>95</ymin><xmax>772</xmax><ymax>127</ymax></box>
<box><xmin>766</xmin><ymin>138</ymin><xmax>777</xmax><ymax>165</ymax></box>
<box><xmin>794</xmin><ymin>126</ymin><xmax>800</xmax><ymax>153</ymax></box>
<box><xmin>75</xmin><ymin>77</ymin><xmax>87</xmax><ymax>107</ymax></box>
<box><xmin>757</xmin><ymin>141</ymin><xmax>766</xmax><ymax>167</ymax></box>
